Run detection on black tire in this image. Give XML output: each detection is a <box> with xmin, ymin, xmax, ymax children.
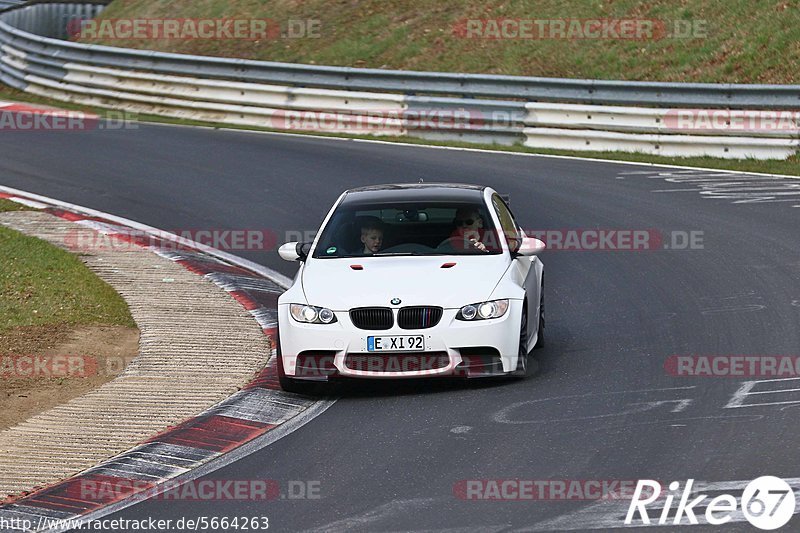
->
<box><xmin>512</xmin><ymin>306</ymin><xmax>529</xmax><ymax>377</ymax></box>
<box><xmin>534</xmin><ymin>278</ymin><xmax>545</xmax><ymax>350</ymax></box>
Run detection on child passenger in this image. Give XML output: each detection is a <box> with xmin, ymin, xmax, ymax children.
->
<box><xmin>360</xmin><ymin>220</ymin><xmax>384</xmax><ymax>254</ymax></box>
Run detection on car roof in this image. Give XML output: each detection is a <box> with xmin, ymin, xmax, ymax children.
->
<box><xmin>341</xmin><ymin>183</ymin><xmax>487</xmax><ymax>205</ymax></box>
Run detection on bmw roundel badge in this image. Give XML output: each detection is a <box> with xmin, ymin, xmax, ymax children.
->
<box><xmin>391</xmin><ymin>298</ymin><xmax>401</xmax><ymax>305</ymax></box>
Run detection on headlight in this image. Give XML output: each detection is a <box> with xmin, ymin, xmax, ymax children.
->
<box><xmin>290</xmin><ymin>304</ymin><xmax>338</xmax><ymax>324</ymax></box>
<box><xmin>461</xmin><ymin>304</ymin><xmax>477</xmax><ymax>320</ymax></box>
<box><xmin>456</xmin><ymin>299</ymin><xmax>509</xmax><ymax>321</ymax></box>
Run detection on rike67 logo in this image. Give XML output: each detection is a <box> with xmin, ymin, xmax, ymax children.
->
<box><xmin>626</xmin><ymin>477</ymin><xmax>796</xmax><ymax>530</ymax></box>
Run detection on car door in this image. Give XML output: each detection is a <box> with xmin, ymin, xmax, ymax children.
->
<box><xmin>491</xmin><ymin>194</ymin><xmax>541</xmax><ymax>347</ymax></box>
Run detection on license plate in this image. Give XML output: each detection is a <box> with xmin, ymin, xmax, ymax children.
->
<box><xmin>367</xmin><ymin>335</ymin><xmax>424</xmax><ymax>352</ymax></box>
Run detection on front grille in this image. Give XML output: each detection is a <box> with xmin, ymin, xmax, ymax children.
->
<box><xmin>398</xmin><ymin>306</ymin><xmax>443</xmax><ymax>329</ymax></box>
<box><xmin>345</xmin><ymin>352</ymin><xmax>449</xmax><ymax>372</ymax></box>
<box><xmin>349</xmin><ymin>307</ymin><xmax>394</xmax><ymax>330</ymax></box>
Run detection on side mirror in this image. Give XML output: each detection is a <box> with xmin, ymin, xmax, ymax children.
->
<box><xmin>515</xmin><ymin>237</ymin><xmax>546</xmax><ymax>257</ymax></box>
<box><xmin>278</xmin><ymin>241</ymin><xmax>311</xmax><ymax>262</ymax></box>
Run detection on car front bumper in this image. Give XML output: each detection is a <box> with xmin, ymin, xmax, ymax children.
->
<box><xmin>277</xmin><ymin>301</ymin><xmax>523</xmax><ymax>379</ymax></box>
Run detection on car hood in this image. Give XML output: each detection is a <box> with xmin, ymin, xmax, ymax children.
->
<box><xmin>301</xmin><ymin>255</ymin><xmax>510</xmax><ymax>310</ymax></box>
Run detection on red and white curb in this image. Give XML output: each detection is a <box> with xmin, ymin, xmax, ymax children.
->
<box><xmin>0</xmin><ymin>186</ymin><xmax>332</xmax><ymax>532</ymax></box>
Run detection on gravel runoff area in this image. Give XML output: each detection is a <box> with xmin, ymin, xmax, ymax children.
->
<box><xmin>0</xmin><ymin>210</ymin><xmax>271</xmax><ymax>497</ymax></box>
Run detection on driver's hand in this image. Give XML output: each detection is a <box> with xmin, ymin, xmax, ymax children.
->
<box><xmin>470</xmin><ymin>238</ymin><xmax>487</xmax><ymax>251</ymax></box>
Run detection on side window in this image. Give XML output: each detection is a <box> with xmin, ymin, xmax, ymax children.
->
<box><xmin>492</xmin><ymin>194</ymin><xmax>522</xmax><ymax>253</ymax></box>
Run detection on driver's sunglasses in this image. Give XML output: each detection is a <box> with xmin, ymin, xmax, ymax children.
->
<box><xmin>455</xmin><ymin>218</ymin><xmax>478</xmax><ymax>226</ymax></box>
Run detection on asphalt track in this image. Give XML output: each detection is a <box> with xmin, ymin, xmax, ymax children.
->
<box><xmin>1</xmin><ymin>124</ymin><xmax>799</xmax><ymax>531</ymax></box>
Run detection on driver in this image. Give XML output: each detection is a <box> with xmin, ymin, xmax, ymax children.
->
<box><xmin>449</xmin><ymin>207</ymin><xmax>488</xmax><ymax>252</ymax></box>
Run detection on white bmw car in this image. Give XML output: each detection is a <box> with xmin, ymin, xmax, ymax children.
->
<box><xmin>276</xmin><ymin>183</ymin><xmax>545</xmax><ymax>392</ymax></box>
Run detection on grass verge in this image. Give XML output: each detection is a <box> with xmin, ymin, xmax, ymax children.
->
<box><xmin>0</xmin><ymin>220</ymin><xmax>135</xmax><ymax>332</ymax></box>
<box><xmin>84</xmin><ymin>0</ymin><xmax>800</xmax><ymax>84</ymax></box>
<box><xmin>0</xmin><ymin>199</ymin><xmax>33</xmax><ymax>213</ymax></box>
<box><xmin>0</xmin><ymin>203</ymin><xmax>137</xmax><ymax>429</ymax></box>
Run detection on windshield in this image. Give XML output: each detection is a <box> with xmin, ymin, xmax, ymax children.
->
<box><xmin>312</xmin><ymin>201</ymin><xmax>503</xmax><ymax>258</ymax></box>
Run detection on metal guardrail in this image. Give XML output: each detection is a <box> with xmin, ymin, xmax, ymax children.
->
<box><xmin>0</xmin><ymin>1</ymin><xmax>25</xmax><ymax>11</ymax></box>
<box><xmin>1</xmin><ymin>1</ymin><xmax>109</xmax><ymax>38</ymax></box>
<box><xmin>524</xmin><ymin>102</ymin><xmax>800</xmax><ymax>138</ymax></box>
<box><xmin>2</xmin><ymin>3</ymin><xmax>800</xmax><ymax>108</ymax></box>
<box><xmin>0</xmin><ymin>2</ymin><xmax>798</xmax><ymax>159</ymax></box>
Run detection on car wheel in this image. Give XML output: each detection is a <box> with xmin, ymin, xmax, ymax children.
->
<box><xmin>534</xmin><ymin>280</ymin><xmax>545</xmax><ymax>349</ymax></box>
<box><xmin>512</xmin><ymin>306</ymin><xmax>529</xmax><ymax>377</ymax></box>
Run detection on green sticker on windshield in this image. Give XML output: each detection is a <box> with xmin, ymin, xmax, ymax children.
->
<box><xmin>327</xmin><ymin>246</ymin><xmax>337</xmax><ymax>254</ymax></box>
